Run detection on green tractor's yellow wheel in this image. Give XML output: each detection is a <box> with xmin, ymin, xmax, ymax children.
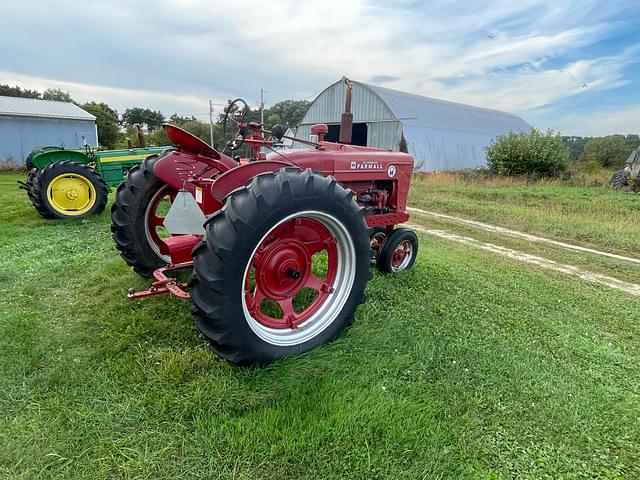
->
<box><xmin>32</xmin><ymin>161</ymin><xmax>108</xmax><ymax>219</ymax></box>
<box><xmin>47</xmin><ymin>173</ymin><xmax>97</xmax><ymax>215</ymax></box>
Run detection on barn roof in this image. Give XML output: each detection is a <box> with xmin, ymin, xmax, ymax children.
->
<box><xmin>367</xmin><ymin>84</ymin><xmax>529</xmax><ymax>137</ymax></box>
<box><xmin>0</xmin><ymin>96</ymin><xmax>96</xmax><ymax>121</ymax></box>
<box><xmin>298</xmin><ymin>78</ymin><xmax>531</xmax><ymax>171</ymax></box>
<box><xmin>366</xmin><ymin>82</ymin><xmax>530</xmax><ymax>170</ymax></box>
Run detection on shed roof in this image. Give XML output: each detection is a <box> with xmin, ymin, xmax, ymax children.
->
<box><xmin>367</xmin><ymin>83</ymin><xmax>529</xmax><ymax>136</ymax></box>
<box><xmin>0</xmin><ymin>96</ymin><xmax>95</xmax><ymax>121</ymax></box>
<box><xmin>365</xmin><ymin>82</ymin><xmax>530</xmax><ymax>170</ymax></box>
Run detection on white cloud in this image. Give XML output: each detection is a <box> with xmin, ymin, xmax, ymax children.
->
<box><xmin>0</xmin><ymin>70</ymin><xmax>228</xmax><ymax>118</ymax></box>
<box><xmin>541</xmin><ymin>105</ymin><xmax>640</xmax><ymax>136</ymax></box>
<box><xmin>423</xmin><ymin>52</ymin><xmax>634</xmax><ymax>112</ymax></box>
<box><xmin>0</xmin><ymin>0</ymin><xmax>638</xmax><ymax>134</ymax></box>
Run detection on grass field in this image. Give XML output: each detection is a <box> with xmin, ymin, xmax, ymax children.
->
<box><xmin>410</xmin><ymin>174</ymin><xmax>640</xmax><ymax>255</ymax></box>
<box><xmin>1</xmin><ymin>171</ymin><xmax>640</xmax><ymax>479</ymax></box>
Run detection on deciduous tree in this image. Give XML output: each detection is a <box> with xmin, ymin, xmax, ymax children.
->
<box><xmin>122</xmin><ymin>107</ymin><xmax>165</xmax><ymax>132</ymax></box>
<box><xmin>582</xmin><ymin>136</ymin><xmax>631</xmax><ymax>169</ymax></box>
<box><xmin>81</xmin><ymin>102</ymin><xmax>119</xmax><ymax>149</ymax></box>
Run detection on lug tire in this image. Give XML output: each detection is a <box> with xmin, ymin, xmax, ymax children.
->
<box><xmin>612</xmin><ymin>170</ymin><xmax>630</xmax><ymax>188</ymax></box>
<box><xmin>25</xmin><ymin>151</ymin><xmax>35</xmax><ymax>170</ymax></box>
<box><xmin>369</xmin><ymin>227</ymin><xmax>386</xmax><ymax>264</ymax></box>
<box><xmin>111</xmin><ymin>154</ymin><xmax>173</xmax><ymax>277</ymax></box>
<box><xmin>376</xmin><ymin>228</ymin><xmax>419</xmax><ymax>274</ymax></box>
<box><xmin>190</xmin><ymin>168</ymin><xmax>372</xmax><ymax>366</ymax></box>
<box><xmin>25</xmin><ymin>168</ymin><xmax>38</xmax><ymax>205</ymax></box>
<box><xmin>31</xmin><ymin>161</ymin><xmax>108</xmax><ymax>219</ymax></box>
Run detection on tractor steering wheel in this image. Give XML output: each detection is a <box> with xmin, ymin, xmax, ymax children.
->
<box><xmin>222</xmin><ymin>98</ymin><xmax>250</xmax><ymax>151</ymax></box>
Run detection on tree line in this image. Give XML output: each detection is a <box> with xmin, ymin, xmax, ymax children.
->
<box><xmin>487</xmin><ymin>130</ymin><xmax>639</xmax><ymax>177</ymax></box>
<box><xmin>562</xmin><ymin>135</ymin><xmax>639</xmax><ymax>169</ymax></box>
<box><xmin>0</xmin><ymin>84</ymin><xmax>310</xmax><ymax>150</ymax></box>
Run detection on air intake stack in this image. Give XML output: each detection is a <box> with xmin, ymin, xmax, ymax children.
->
<box><xmin>338</xmin><ymin>78</ymin><xmax>353</xmax><ymax>144</ymax></box>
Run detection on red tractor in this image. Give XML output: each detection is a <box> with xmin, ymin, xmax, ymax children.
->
<box><xmin>111</xmin><ymin>92</ymin><xmax>418</xmax><ymax>366</ymax></box>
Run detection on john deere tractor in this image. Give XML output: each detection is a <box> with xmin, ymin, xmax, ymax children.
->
<box><xmin>612</xmin><ymin>147</ymin><xmax>640</xmax><ymax>188</ymax></box>
<box><xmin>20</xmin><ymin>143</ymin><xmax>171</xmax><ymax>219</ymax></box>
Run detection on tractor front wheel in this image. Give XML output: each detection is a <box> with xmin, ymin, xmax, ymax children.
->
<box><xmin>111</xmin><ymin>154</ymin><xmax>176</xmax><ymax>277</ymax></box>
<box><xmin>190</xmin><ymin>168</ymin><xmax>372</xmax><ymax>366</ymax></box>
<box><xmin>376</xmin><ymin>228</ymin><xmax>418</xmax><ymax>273</ymax></box>
<box><xmin>31</xmin><ymin>161</ymin><xmax>108</xmax><ymax>219</ymax></box>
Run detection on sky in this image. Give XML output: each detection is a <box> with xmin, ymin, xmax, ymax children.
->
<box><xmin>1</xmin><ymin>0</ymin><xmax>639</xmax><ymax>136</ymax></box>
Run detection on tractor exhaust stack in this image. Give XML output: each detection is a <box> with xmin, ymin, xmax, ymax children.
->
<box><xmin>137</xmin><ymin>125</ymin><xmax>146</xmax><ymax>148</ymax></box>
<box><xmin>339</xmin><ymin>78</ymin><xmax>353</xmax><ymax>144</ymax></box>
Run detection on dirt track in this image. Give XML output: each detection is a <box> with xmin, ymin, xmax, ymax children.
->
<box><xmin>408</xmin><ymin>207</ymin><xmax>640</xmax><ymax>265</ymax></box>
<box><xmin>407</xmin><ymin>210</ymin><xmax>640</xmax><ymax>297</ymax></box>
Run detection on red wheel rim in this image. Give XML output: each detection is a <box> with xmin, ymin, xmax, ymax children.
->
<box><xmin>391</xmin><ymin>240</ymin><xmax>412</xmax><ymax>270</ymax></box>
<box><xmin>244</xmin><ymin>217</ymin><xmax>339</xmax><ymax>329</ymax></box>
<box><xmin>145</xmin><ymin>185</ymin><xmax>178</xmax><ymax>258</ymax></box>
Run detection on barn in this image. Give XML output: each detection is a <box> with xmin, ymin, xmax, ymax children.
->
<box><xmin>296</xmin><ymin>78</ymin><xmax>530</xmax><ymax>172</ymax></box>
<box><xmin>0</xmin><ymin>96</ymin><xmax>97</xmax><ymax>165</ymax></box>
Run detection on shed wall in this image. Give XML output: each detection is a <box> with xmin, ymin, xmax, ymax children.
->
<box><xmin>296</xmin><ymin>82</ymin><xmax>401</xmax><ymax>151</ymax></box>
<box><xmin>0</xmin><ymin>116</ymin><xmax>97</xmax><ymax>164</ymax></box>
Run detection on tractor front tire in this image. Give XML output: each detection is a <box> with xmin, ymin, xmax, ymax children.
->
<box><xmin>111</xmin><ymin>154</ymin><xmax>173</xmax><ymax>277</ymax></box>
<box><xmin>376</xmin><ymin>228</ymin><xmax>419</xmax><ymax>273</ymax></box>
<box><xmin>612</xmin><ymin>170</ymin><xmax>630</xmax><ymax>188</ymax></box>
<box><xmin>191</xmin><ymin>168</ymin><xmax>372</xmax><ymax>366</ymax></box>
<box><xmin>31</xmin><ymin>161</ymin><xmax>108</xmax><ymax>219</ymax></box>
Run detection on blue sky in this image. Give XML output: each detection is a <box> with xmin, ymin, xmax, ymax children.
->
<box><xmin>1</xmin><ymin>0</ymin><xmax>639</xmax><ymax>136</ymax></box>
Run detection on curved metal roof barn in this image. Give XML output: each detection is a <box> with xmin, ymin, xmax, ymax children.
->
<box><xmin>296</xmin><ymin>79</ymin><xmax>530</xmax><ymax>172</ymax></box>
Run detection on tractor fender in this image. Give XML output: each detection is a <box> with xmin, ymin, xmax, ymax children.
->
<box><xmin>30</xmin><ymin>149</ymin><xmax>88</xmax><ymax>170</ymax></box>
<box><xmin>153</xmin><ymin>150</ymin><xmax>235</xmax><ymax>194</ymax></box>
<box><xmin>211</xmin><ymin>160</ymin><xmax>297</xmax><ymax>203</ymax></box>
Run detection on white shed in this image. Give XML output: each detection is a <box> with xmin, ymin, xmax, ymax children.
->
<box><xmin>296</xmin><ymin>78</ymin><xmax>530</xmax><ymax>172</ymax></box>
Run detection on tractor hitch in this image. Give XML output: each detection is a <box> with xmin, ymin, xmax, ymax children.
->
<box><xmin>127</xmin><ymin>262</ymin><xmax>193</xmax><ymax>300</ymax></box>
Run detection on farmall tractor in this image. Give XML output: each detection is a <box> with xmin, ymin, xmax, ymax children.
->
<box><xmin>111</xmin><ymin>88</ymin><xmax>419</xmax><ymax>366</ymax></box>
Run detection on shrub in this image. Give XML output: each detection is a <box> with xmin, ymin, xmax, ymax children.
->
<box><xmin>486</xmin><ymin>128</ymin><xmax>569</xmax><ymax>176</ymax></box>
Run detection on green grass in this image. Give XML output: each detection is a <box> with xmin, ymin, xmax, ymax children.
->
<box><xmin>1</xmin><ymin>171</ymin><xmax>640</xmax><ymax>479</ymax></box>
<box><xmin>410</xmin><ymin>174</ymin><xmax>640</xmax><ymax>255</ymax></box>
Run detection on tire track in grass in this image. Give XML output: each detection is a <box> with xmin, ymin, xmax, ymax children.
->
<box><xmin>408</xmin><ymin>207</ymin><xmax>640</xmax><ymax>265</ymax></box>
<box><xmin>408</xmin><ymin>224</ymin><xmax>640</xmax><ymax>297</ymax></box>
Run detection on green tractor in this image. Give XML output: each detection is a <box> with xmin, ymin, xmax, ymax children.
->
<box><xmin>20</xmin><ymin>143</ymin><xmax>170</xmax><ymax>219</ymax></box>
<box><xmin>612</xmin><ymin>147</ymin><xmax>640</xmax><ymax>188</ymax></box>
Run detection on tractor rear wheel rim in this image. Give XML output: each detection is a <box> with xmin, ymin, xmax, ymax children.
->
<box><xmin>391</xmin><ymin>240</ymin><xmax>413</xmax><ymax>272</ymax></box>
<box><xmin>242</xmin><ymin>210</ymin><xmax>356</xmax><ymax>346</ymax></box>
<box><xmin>47</xmin><ymin>173</ymin><xmax>96</xmax><ymax>215</ymax></box>
<box><xmin>144</xmin><ymin>185</ymin><xmax>177</xmax><ymax>262</ymax></box>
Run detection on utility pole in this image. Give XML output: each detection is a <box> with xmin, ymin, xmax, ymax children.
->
<box><xmin>209</xmin><ymin>99</ymin><xmax>215</xmax><ymax>148</ymax></box>
<box><xmin>259</xmin><ymin>88</ymin><xmax>265</xmax><ymax>125</ymax></box>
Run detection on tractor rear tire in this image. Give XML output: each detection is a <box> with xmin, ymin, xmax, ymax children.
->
<box><xmin>31</xmin><ymin>161</ymin><xmax>108</xmax><ymax>219</ymax></box>
<box><xmin>612</xmin><ymin>170</ymin><xmax>630</xmax><ymax>188</ymax></box>
<box><xmin>111</xmin><ymin>154</ymin><xmax>173</xmax><ymax>277</ymax></box>
<box><xmin>25</xmin><ymin>151</ymin><xmax>35</xmax><ymax>170</ymax></box>
<box><xmin>190</xmin><ymin>168</ymin><xmax>372</xmax><ymax>366</ymax></box>
<box><xmin>25</xmin><ymin>168</ymin><xmax>38</xmax><ymax>206</ymax></box>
